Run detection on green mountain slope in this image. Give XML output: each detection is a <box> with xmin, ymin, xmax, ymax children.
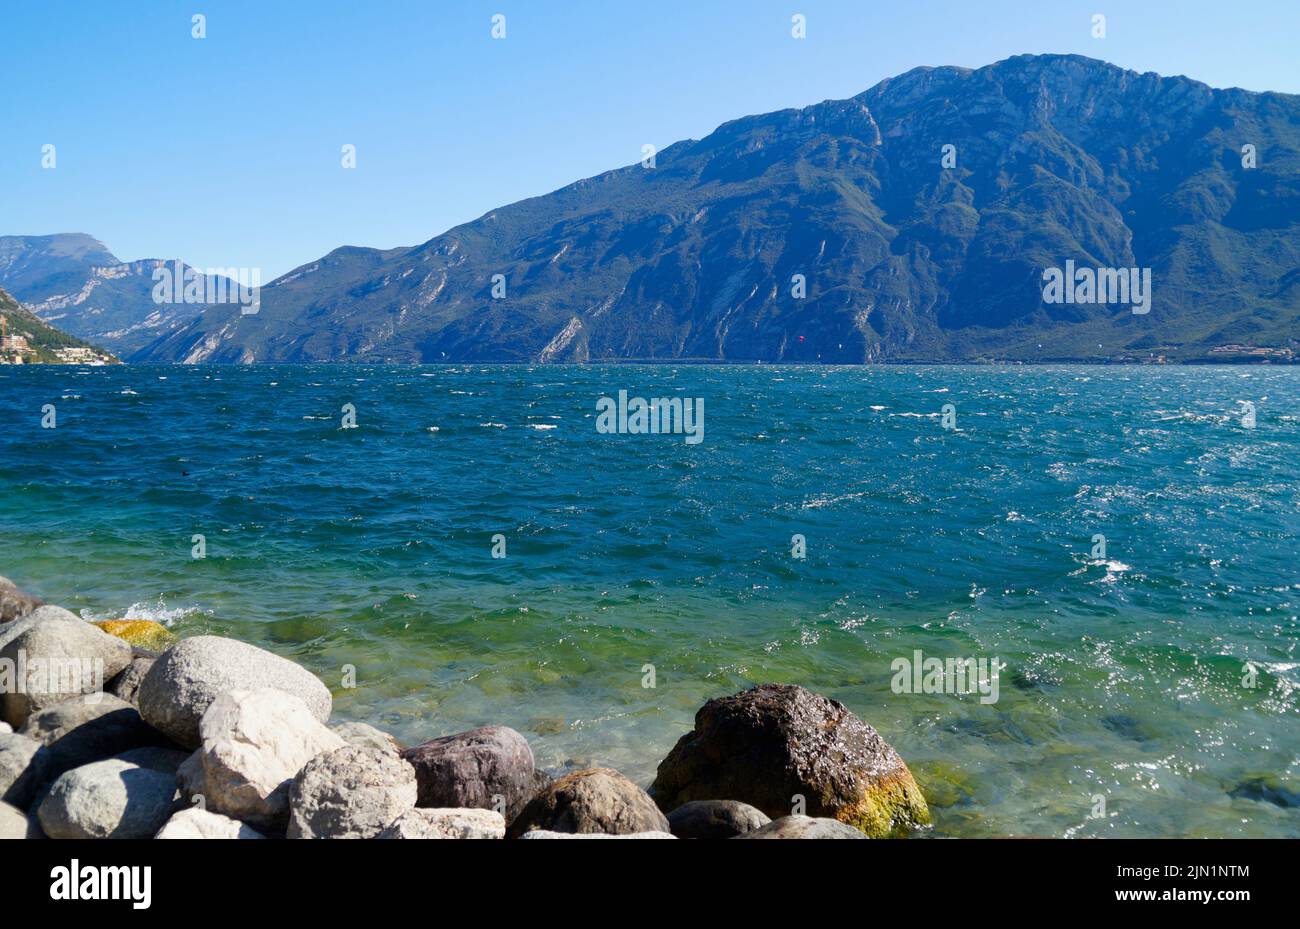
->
<box><xmin>0</xmin><ymin>286</ymin><xmax>117</xmax><ymax>364</ymax></box>
<box><xmin>139</xmin><ymin>55</ymin><xmax>1300</xmax><ymax>364</ymax></box>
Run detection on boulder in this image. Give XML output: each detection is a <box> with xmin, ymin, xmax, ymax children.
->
<box><xmin>401</xmin><ymin>725</ymin><xmax>537</xmax><ymax>819</ymax></box>
<box><xmin>36</xmin><ymin>748</ymin><xmax>186</xmax><ymax>840</ymax></box>
<box><xmin>92</xmin><ymin>620</ymin><xmax>175</xmax><ymax>652</ymax></box>
<box><xmin>518</xmin><ymin>830</ymin><xmax>676</xmax><ymax>839</ymax></box>
<box><xmin>107</xmin><ymin>656</ymin><xmax>155</xmax><ymax>705</ymax></box>
<box><xmin>735</xmin><ymin>815</ymin><xmax>868</xmax><ymax>839</ymax></box>
<box><xmin>378</xmin><ymin>807</ymin><xmax>505</xmax><ymax>839</ymax></box>
<box><xmin>0</xmin><ymin>799</ymin><xmax>42</xmax><ymax>838</ymax></box>
<box><xmin>507</xmin><ymin>767</ymin><xmax>670</xmax><ymax>838</ymax></box>
<box><xmin>666</xmin><ymin>799</ymin><xmax>771</xmax><ymax>838</ymax></box>
<box><xmin>0</xmin><ymin>611</ymin><xmax>133</xmax><ymax>727</ymax></box>
<box><xmin>0</xmin><ymin>580</ymin><xmax>43</xmax><ymax>624</ymax></box>
<box><xmin>191</xmin><ymin>688</ymin><xmax>345</xmax><ymax>831</ymax></box>
<box><xmin>155</xmin><ymin>807</ymin><xmax>266</xmax><ymax>839</ymax></box>
<box><xmin>649</xmin><ymin>684</ymin><xmax>930</xmax><ymax>837</ymax></box>
<box><xmin>0</xmin><ymin>722</ymin><xmax>9</xmax><ymax>735</ymax></box>
<box><xmin>138</xmin><ymin>636</ymin><xmax>333</xmax><ymax>749</ymax></box>
<box><xmin>287</xmin><ymin>745</ymin><xmax>417</xmax><ymax>839</ymax></box>
<box><xmin>0</xmin><ymin>732</ymin><xmax>49</xmax><ymax>809</ymax></box>
<box><xmin>330</xmin><ymin>720</ymin><xmax>405</xmax><ymax>756</ymax></box>
<box><xmin>17</xmin><ymin>694</ymin><xmax>173</xmax><ymax>791</ymax></box>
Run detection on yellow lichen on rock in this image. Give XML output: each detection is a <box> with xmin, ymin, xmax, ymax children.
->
<box><xmin>93</xmin><ymin>619</ymin><xmax>175</xmax><ymax>652</ymax></box>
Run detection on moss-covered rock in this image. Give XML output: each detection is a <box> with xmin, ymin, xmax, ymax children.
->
<box><xmin>649</xmin><ymin>683</ymin><xmax>930</xmax><ymax>837</ymax></box>
<box><xmin>92</xmin><ymin>620</ymin><xmax>175</xmax><ymax>652</ymax></box>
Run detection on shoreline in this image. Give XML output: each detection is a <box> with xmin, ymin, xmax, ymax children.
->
<box><xmin>1</xmin><ymin>574</ymin><xmax>930</xmax><ymax>840</ymax></box>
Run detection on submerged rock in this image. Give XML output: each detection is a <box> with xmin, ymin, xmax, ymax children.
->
<box><xmin>0</xmin><ymin>613</ymin><xmax>133</xmax><ymax>727</ymax></box>
<box><xmin>138</xmin><ymin>635</ymin><xmax>332</xmax><ymax>748</ymax></box>
<box><xmin>330</xmin><ymin>721</ymin><xmax>406</xmax><ymax>756</ymax></box>
<box><xmin>378</xmin><ymin>807</ymin><xmax>506</xmax><ymax>839</ymax></box>
<box><xmin>192</xmin><ymin>688</ymin><xmax>345</xmax><ymax>831</ymax></box>
<box><xmin>649</xmin><ymin>684</ymin><xmax>929</xmax><ymax>837</ymax></box>
<box><xmin>735</xmin><ymin>815</ymin><xmax>868</xmax><ymax>839</ymax></box>
<box><xmin>666</xmin><ymin>799</ymin><xmax>771</xmax><ymax>838</ymax></box>
<box><xmin>402</xmin><ymin>725</ymin><xmax>537</xmax><ymax>819</ymax></box>
<box><xmin>155</xmin><ymin>807</ymin><xmax>266</xmax><ymax>839</ymax></box>
<box><xmin>287</xmin><ymin>745</ymin><xmax>417</xmax><ymax>839</ymax></box>
<box><xmin>507</xmin><ymin>767</ymin><xmax>670</xmax><ymax>838</ymax></box>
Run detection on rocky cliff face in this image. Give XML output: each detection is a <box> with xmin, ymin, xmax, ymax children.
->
<box><xmin>0</xmin><ymin>235</ymin><xmax>230</xmax><ymax>358</ymax></box>
<box><xmin>136</xmin><ymin>55</ymin><xmax>1300</xmax><ymax>364</ymax></box>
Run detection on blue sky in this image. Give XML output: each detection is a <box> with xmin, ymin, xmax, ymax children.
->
<box><xmin>4</xmin><ymin>0</ymin><xmax>1297</xmax><ymax>279</ymax></box>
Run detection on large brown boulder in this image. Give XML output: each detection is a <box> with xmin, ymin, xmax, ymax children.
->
<box><xmin>507</xmin><ymin>767</ymin><xmax>670</xmax><ymax>838</ymax></box>
<box><xmin>649</xmin><ymin>684</ymin><xmax>929</xmax><ymax>837</ymax></box>
<box><xmin>401</xmin><ymin>726</ymin><xmax>538</xmax><ymax>819</ymax></box>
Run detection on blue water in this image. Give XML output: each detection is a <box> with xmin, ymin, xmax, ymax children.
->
<box><xmin>1</xmin><ymin>363</ymin><xmax>1297</xmax><ymax>837</ymax></box>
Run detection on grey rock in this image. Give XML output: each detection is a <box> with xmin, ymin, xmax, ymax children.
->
<box><xmin>176</xmin><ymin>749</ymin><xmax>204</xmax><ymax>804</ymax></box>
<box><xmin>507</xmin><ymin>767</ymin><xmax>671</xmax><ymax>838</ymax></box>
<box><xmin>0</xmin><ymin>581</ymin><xmax>43</xmax><ymax>624</ymax></box>
<box><xmin>107</xmin><ymin>656</ymin><xmax>155</xmax><ymax>705</ymax></box>
<box><xmin>734</xmin><ymin>815</ymin><xmax>868</xmax><ymax>839</ymax></box>
<box><xmin>401</xmin><ymin>725</ymin><xmax>537</xmax><ymax>819</ymax></box>
<box><xmin>666</xmin><ymin>799</ymin><xmax>771</xmax><ymax>838</ymax></box>
<box><xmin>138</xmin><ymin>635</ymin><xmax>332</xmax><ymax>749</ymax></box>
<box><xmin>17</xmin><ymin>694</ymin><xmax>174</xmax><ymax>792</ymax></box>
<box><xmin>378</xmin><ymin>807</ymin><xmax>505</xmax><ymax>839</ymax></box>
<box><xmin>155</xmin><ymin>807</ymin><xmax>266</xmax><ymax>839</ymax></box>
<box><xmin>0</xmin><ymin>732</ymin><xmax>49</xmax><ymax>809</ymax></box>
<box><xmin>0</xmin><ymin>612</ymin><xmax>133</xmax><ymax>728</ymax></box>
<box><xmin>193</xmin><ymin>688</ymin><xmax>345</xmax><ymax>831</ymax></box>
<box><xmin>287</xmin><ymin>745</ymin><xmax>417</xmax><ymax>839</ymax></box>
<box><xmin>518</xmin><ymin>830</ymin><xmax>676</xmax><ymax>839</ymax></box>
<box><xmin>330</xmin><ymin>720</ymin><xmax>405</xmax><ymax>756</ymax></box>
<box><xmin>37</xmin><ymin>754</ymin><xmax>182</xmax><ymax>839</ymax></box>
<box><xmin>0</xmin><ymin>799</ymin><xmax>42</xmax><ymax>838</ymax></box>
<box><xmin>0</xmin><ymin>722</ymin><xmax>10</xmax><ymax>735</ymax></box>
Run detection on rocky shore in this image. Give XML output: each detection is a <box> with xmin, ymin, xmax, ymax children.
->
<box><xmin>0</xmin><ymin>574</ymin><xmax>930</xmax><ymax>840</ymax></box>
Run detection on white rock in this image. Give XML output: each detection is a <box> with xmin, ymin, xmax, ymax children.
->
<box><xmin>378</xmin><ymin>807</ymin><xmax>506</xmax><ymax>839</ymax></box>
<box><xmin>517</xmin><ymin>830</ymin><xmax>677</xmax><ymax>839</ymax></box>
<box><xmin>194</xmin><ymin>688</ymin><xmax>345</xmax><ymax>831</ymax></box>
<box><xmin>155</xmin><ymin>807</ymin><xmax>266</xmax><ymax>839</ymax></box>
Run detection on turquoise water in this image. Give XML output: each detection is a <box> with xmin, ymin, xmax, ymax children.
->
<box><xmin>1</xmin><ymin>363</ymin><xmax>1296</xmax><ymax>837</ymax></box>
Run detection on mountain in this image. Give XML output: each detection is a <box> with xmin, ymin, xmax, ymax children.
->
<box><xmin>140</xmin><ymin>55</ymin><xmax>1300</xmax><ymax>364</ymax></box>
<box><xmin>0</xmin><ymin>235</ymin><xmax>232</xmax><ymax>358</ymax></box>
<box><xmin>0</xmin><ymin>286</ymin><xmax>117</xmax><ymax>365</ymax></box>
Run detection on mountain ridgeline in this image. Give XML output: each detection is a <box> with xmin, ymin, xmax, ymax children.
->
<box><xmin>134</xmin><ymin>55</ymin><xmax>1299</xmax><ymax>363</ymax></box>
<box><xmin>0</xmin><ymin>234</ymin><xmax>234</xmax><ymax>357</ymax></box>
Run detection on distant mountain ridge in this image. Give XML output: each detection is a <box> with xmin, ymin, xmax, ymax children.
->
<box><xmin>117</xmin><ymin>57</ymin><xmax>1300</xmax><ymax>362</ymax></box>
<box><xmin>0</xmin><ymin>234</ymin><xmax>235</xmax><ymax>357</ymax></box>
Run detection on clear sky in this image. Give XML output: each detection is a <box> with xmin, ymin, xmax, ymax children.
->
<box><xmin>3</xmin><ymin>0</ymin><xmax>1297</xmax><ymax>279</ymax></box>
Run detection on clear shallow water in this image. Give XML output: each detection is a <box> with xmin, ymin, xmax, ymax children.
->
<box><xmin>0</xmin><ymin>363</ymin><xmax>1296</xmax><ymax>838</ymax></box>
